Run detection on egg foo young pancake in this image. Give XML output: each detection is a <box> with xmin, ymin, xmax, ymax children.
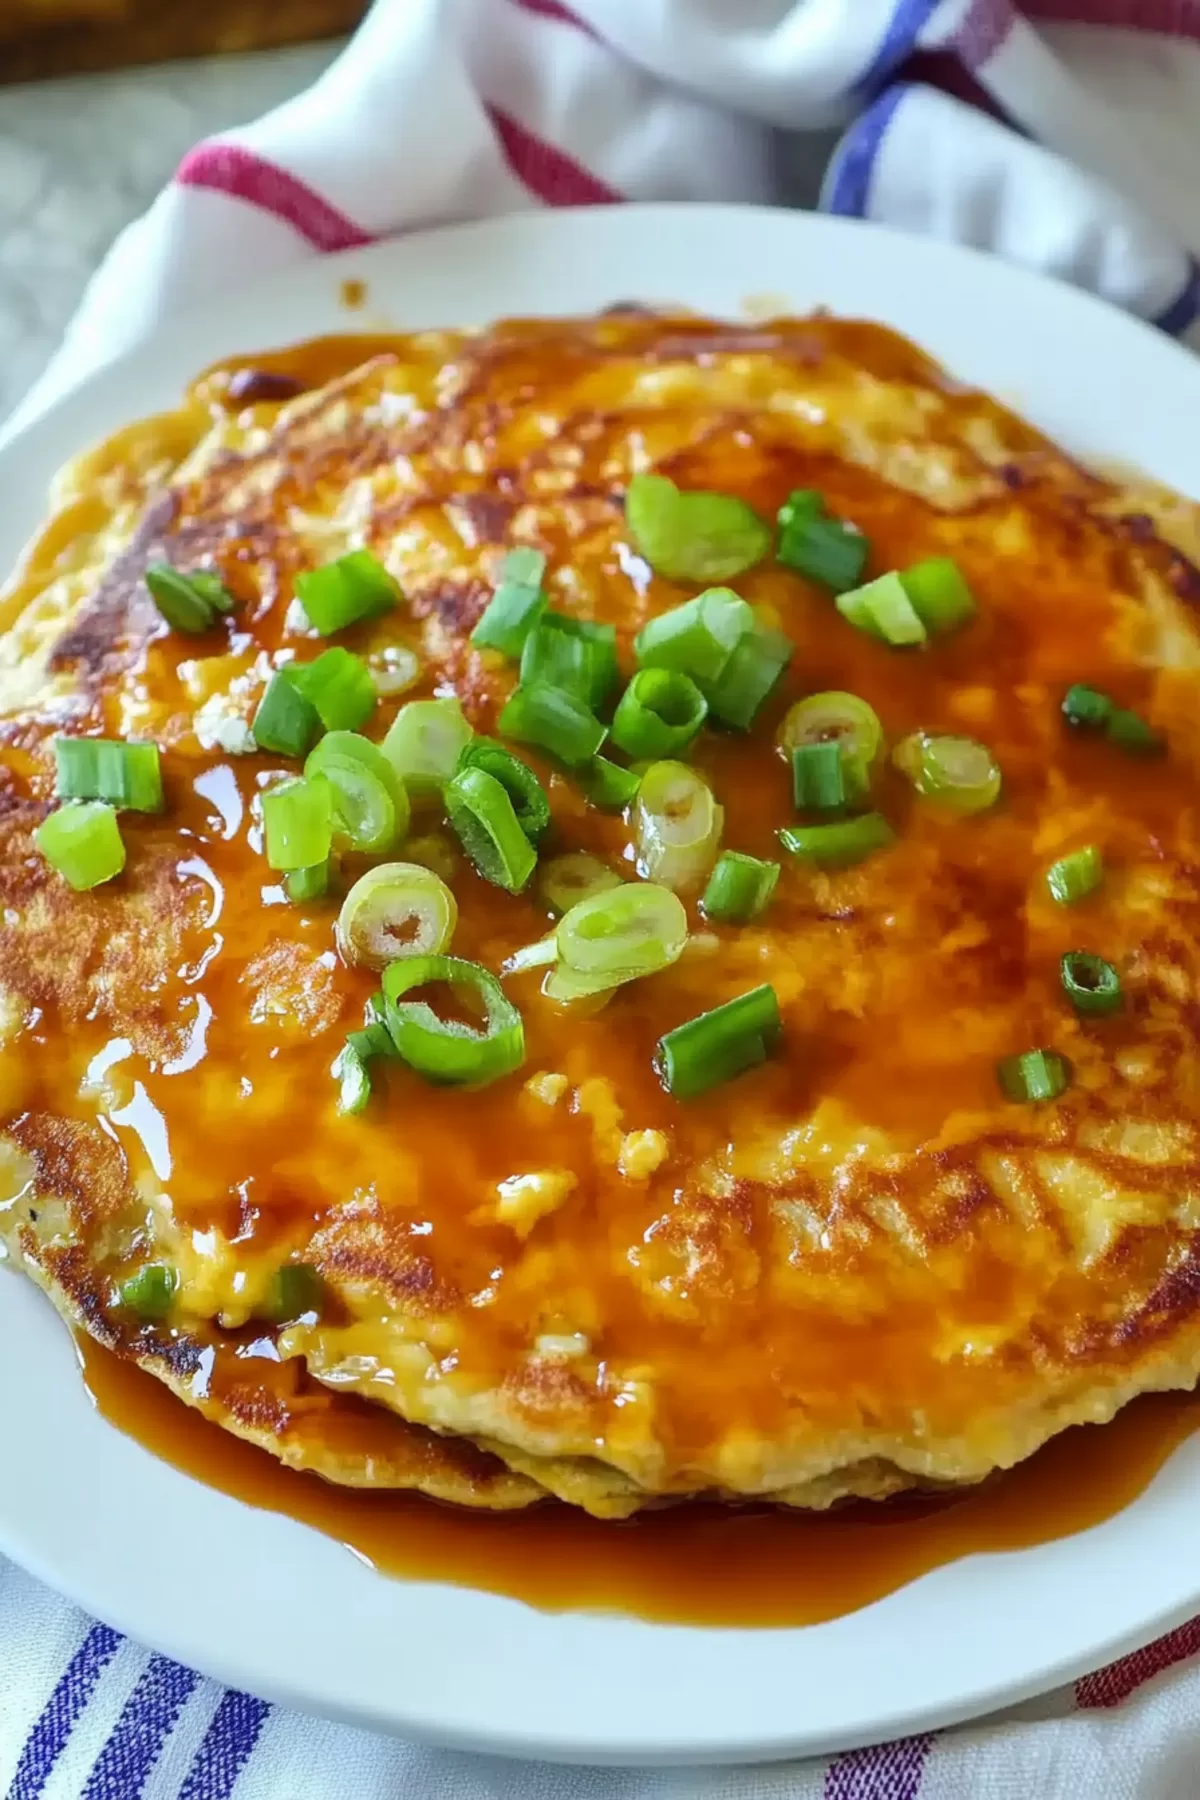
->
<box><xmin>5</xmin><ymin>311</ymin><xmax>1200</xmax><ymax>1526</ymax></box>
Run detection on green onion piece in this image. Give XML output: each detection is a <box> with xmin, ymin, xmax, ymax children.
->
<box><xmin>556</xmin><ymin>881</ymin><xmax>688</xmax><ymax>983</ymax></box>
<box><xmin>1061</xmin><ymin>951</ymin><xmax>1122</xmax><ymax>1016</ymax></box>
<box><xmin>382</xmin><ymin>953</ymin><xmax>525</xmax><ymax>1086</ymax></box>
<box><xmin>145</xmin><ymin>564</ymin><xmax>233</xmax><ymax>633</ymax></box>
<box><xmin>611</xmin><ymin>667</ymin><xmax>708</xmax><ymax>760</ymax></box>
<box><xmin>626</xmin><ymin>473</ymin><xmax>771</xmax><ymax>583</ymax></box>
<box><xmin>635</xmin><ymin>760</ymin><xmax>724</xmax><ymax>892</ymax></box>
<box><xmin>1062</xmin><ymin>684</ymin><xmax>1113</xmax><ymax>730</ymax></box>
<box><xmin>498</xmin><ymin>682</ymin><xmax>606</xmax><ymax>769</ymax></box>
<box><xmin>34</xmin><ymin>801</ymin><xmax>125</xmax><ymax>891</ymax></box>
<box><xmin>261</xmin><ymin>1263</ymin><xmax>324</xmax><ymax>1324</ymax></box>
<box><xmin>778</xmin><ymin>508</ymin><xmax>868</xmax><ymax>594</ymax></box>
<box><xmin>779</xmin><ymin>812</ymin><xmax>895</xmax><ymax>869</ymax></box>
<box><xmin>578</xmin><ymin>755</ymin><xmax>641</xmax><ymax>811</ymax></box>
<box><xmin>252</xmin><ymin>671</ymin><xmax>321</xmax><ymax>758</ymax></box>
<box><xmin>118</xmin><ymin>1262</ymin><xmax>178</xmax><ymax>1321</ymax></box>
<box><xmin>305</xmin><ymin>733</ymin><xmax>405</xmax><ymax>855</ymax></box>
<box><xmin>294</xmin><ymin>550</ymin><xmax>398</xmax><ymax>636</ymax></box>
<box><xmin>656</xmin><ymin>984</ymin><xmax>782</xmax><ymax>1101</ymax></box>
<box><xmin>1045</xmin><ymin>844</ymin><xmax>1103</xmax><ymax>906</ymax></box>
<box><xmin>285</xmin><ymin>861</ymin><xmax>330</xmax><ymax>903</ymax></box>
<box><xmin>261</xmin><ymin>775</ymin><xmax>333</xmax><ymax>871</ymax></box>
<box><xmin>382</xmin><ymin>697</ymin><xmax>473</xmax><ymax>799</ymax></box>
<box><xmin>634</xmin><ymin>588</ymin><xmax>754</xmax><ymax>687</ymax></box>
<box><xmin>444</xmin><ymin>766</ymin><xmax>536</xmax><ymax>893</ymax></box>
<box><xmin>457</xmin><ymin>737</ymin><xmax>550</xmax><ymax>842</ymax></box>
<box><xmin>541</xmin><ymin>963</ymin><xmax>621</xmax><ymax>1007</ymax></box>
<box><xmin>997</xmin><ymin>1049</ymin><xmax>1071</xmax><ymax>1104</ymax></box>
<box><xmin>471</xmin><ymin>549</ymin><xmax>547</xmax><ymax>656</ymax></box>
<box><xmin>777</xmin><ymin>489</ymin><xmax>823</xmax><ymax>534</ymax></box>
<box><xmin>539</xmin><ymin>852</ymin><xmax>623</xmax><ymax>916</ymax></box>
<box><xmin>503</xmin><ymin>935</ymin><xmax>560</xmax><ymax>976</ymax></box>
<box><xmin>519</xmin><ymin>615</ymin><xmax>618</xmax><ymax>711</ymax></box>
<box><xmin>1106</xmin><ymin>708</ymin><xmax>1164</xmax><ymax>756</ymax></box>
<box><xmin>336</xmin><ymin>861</ymin><xmax>457</xmax><ymax>968</ymax></box>
<box><xmin>706</xmin><ymin>624</ymin><xmax>793</xmax><ymax>730</ymax></box>
<box><xmin>908</xmin><ymin>734</ymin><xmax>1002</xmax><ymax>813</ymax></box>
<box><xmin>899</xmin><ymin>557</ymin><xmax>976</xmax><ymax>634</ymax></box>
<box><xmin>334</xmin><ymin>1037</ymin><xmax>372</xmax><ymax>1114</ymax></box>
<box><xmin>369</xmin><ymin>644</ymin><xmax>423</xmax><ymax>697</ymax></box>
<box><xmin>836</xmin><ymin>572</ymin><xmax>928</xmax><ymax>647</ymax></box>
<box><xmin>54</xmin><ymin>737</ymin><xmax>164</xmax><ymax>813</ymax></box>
<box><xmin>292</xmin><ymin>646</ymin><xmax>376</xmax><ymax>732</ymax></box>
<box><xmin>568</xmin><ymin>619</ymin><xmax>620</xmax><ymax>710</ymax></box>
<box><xmin>777</xmin><ymin>691</ymin><xmax>883</xmax><ymax>806</ymax></box>
<box><xmin>701</xmin><ymin>851</ymin><xmax>780</xmax><ymax>924</ymax></box>
<box><xmin>791</xmin><ymin>741</ymin><xmax>846</xmax><ymax>813</ymax></box>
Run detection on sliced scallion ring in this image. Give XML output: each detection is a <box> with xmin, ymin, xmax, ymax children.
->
<box><xmin>519</xmin><ymin>614</ymin><xmax>619</xmax><ymax>711</ymax></box>
<box><xmin>634</xmin><ymin>760</ymin><xmax>724</xmax><ymax>892</ymax></box>
<box><xmin>470</xmin><ymin>548</ymin><xmax>547</xmax><ymax>657</ymax></box>
<box><xmin>285</xmin><ymin>860</ymin><xmax>331</xmax><ymax>903</ymax></box>
<box><xmin>777</xmin><ymin>691</ymin><xmax>883</xmax><ymax>805</ymax></box>
<box><xmin>779</xmin><ymin>812</ymin><xmax>894</xmax><ymax>869</ymax></box>
<box><xmin>611</xmin><ymin>667</ymin><xmax>708</xmax><ymax>760</ymax></box>
<box><xmin>634</xmin><ymin>588</ymin><xmax>754</xmax><ymax>687</ymax></box>
<box><xmin>502</xmin><ymin>935</ymin><xmax>560</xmax><ymax>976</ymax></box>
<box><xmin>381</xmin><ymin>697</ymin><xmax>473</xmax><ymax>799</ymax></box>
<box><xmin>369</xmin><ymin>644</ymin><xmax>422</xmax><ymax>697</ymax></box>
<box><xmin>907</xmin><ymin>734</ymin><xmax>1002</xmax><ymax>813</ymax></box>
<box><xmin>261</xmin><ymin>776</ymin><xmax>333</xmax><ymax>872</ymax></box>
<box><xmin>252</xmin><ymin>670</ymin><xmax>321</xmax><ymax>758</ymax></box>
<box><xmin>900</xmin><ymin>557</ymin><xmax>976</xmax><ymax>634</ymax></box>
<box><xmin>456</xmin><ymin>737</ymin><xmax>550</xmax><ymax>841</ymax></box>
<box><xmin>700</xmin><ymin>850</ymin><xmax>779</xmax><ymax>925</ymax></box>
<box><xmin>305</xmin><ymin>731</ymin><xmax>407</xmax><ymax>855</ymax></box>
<box><xmin>382</xmin><ymin>954</ymin><xmax>525</xmax><ymax>1086</ymax></box>
<box><xmin>498</xmin><ymin>682</ymin><xmax>606</xmax><ymax>769</ymax></box>
<box><xmin>997</xmin><ymin>1049</ymin><xmax>1071</xmax><ymax>1104</ymax></box>
<box><xmin>578</xmin><ymin>756</ymin><xmax>640</xmax><ymax>811</ymax></box>
<box><xmin>292</xmin><ymin>646</ymin><xmax>376</xmax><ymax>732</ymax></box>
<box><xmin>1062</xmin><ymin>684</ymin><xmax>1113</xmax><ymax>730</ymax></box>
<box><xmin>626</xmin><ymin>473</ymin><xmax>771</xmax><ymax>583</ymax></box>
<box><xmin>1061</xmin><ymin>951</ymin><xmax>1122</xmax><ymax>1016</ymax></box>
<box><xmin>656</xmin><ymin>984</ymin><xmax>782</xmax><ymax>1100</ymax></box>
<box><xmin>836</xmin><ymin>572</ymin><xmax>927</xmax><ymax>647</ymax></box>
<box><xmin>336</xmin><ymin>862</ymin><xmax>458</xmax><ymax>968</ymax></box>
<box><xmin>444</xmin><ymin>765</ymin><xmax>536</xmax><ymax>892</ymax></box>
<box><xmin>539</xmin><ymin>852</ymin><xmax>623</xmax><ymax>916</ymax></box>
<box><xmin>35</xmin><ymin>800</ymin><xmax>125</xmax><ymax>890</ymax></box>
<box><xmin>145</xmin><ymin>564</ymin><xmax>233</xmax><ymax>633</ymax></box>
<box><xmin>54</xmin><ymin>737</ymin><xmax>164</xmax><ymax>813</ymax></box>
<box><xmin>777</xmin><ymin>501</ymin><xmax>868</xmax><ymax>593</ymax></box>
<box><xmin>791</xmin><ymin>740</ymin><xmax>846</xmax><ymax>813</ymax></box>
<box><xmin>1106</xmin><ymin>708</ymin><xmax>1164</xmax><ymax>756</ymax></box>
<box><xmin>1045</xmin><ymin>845</ymin><xmax>1103</xmax><ymax>906</ymax></box>
<box><xmin>706</xmin><ymin>624</ymin><xmax>793</xmax><ymax>729</ymax></box>
<box><xmin>118</xmin><ymin>1262</ymin><xmax>179</xmax><ymax>1320</ymax></box>
<box><xmin>556</xmin><ymin>881</ymin><xmax>688</xmax><ymax>982</ymax></box>
<box><xmin>261</xmin><ymin>1263</ymin><xmax>325</xmax><ymax>1322</ymax></box>
<box><xmin>294</xmin><ymin>550</ymin><xmax>398</xmax><ymax>636</ymax></box>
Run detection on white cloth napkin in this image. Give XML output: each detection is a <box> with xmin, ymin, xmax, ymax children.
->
<box><xmin>8</xmin><ymin>2</ymin><xmax>1200</xmax><ymax>1794</ymax></box>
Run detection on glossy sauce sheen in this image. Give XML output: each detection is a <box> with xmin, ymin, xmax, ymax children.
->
<box><xmin>6</xmin><ymin>316</ymin><xmax>1200</xmax><ymax>1589</ymax></box>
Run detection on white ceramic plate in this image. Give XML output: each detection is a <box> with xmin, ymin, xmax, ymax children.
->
<box><xmin>3</xmin><ymin>205</ymin><xmax>1200</xmax><ymax>1768</ymax></box>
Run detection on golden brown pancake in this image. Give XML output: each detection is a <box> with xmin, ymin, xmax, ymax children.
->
<box><xmin>4</xmin><ymin>311</ymin><xmax>1200</xmax><ymax>1520</ymax></box>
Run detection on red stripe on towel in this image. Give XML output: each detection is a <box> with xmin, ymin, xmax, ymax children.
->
<box><xmin>1077</xmin><ymin>1617</ymin><xmax>1200</xmax><ymax>1709</ymax></box>
<box><xmin>485</xmin><ymin>106</ymin><xmax>621</xmax><ymax>205</ymax></box>
<box><xmin>177</xmin><ymin>144</ymin><xmax>376</xmax><ymax>251</ymax></box>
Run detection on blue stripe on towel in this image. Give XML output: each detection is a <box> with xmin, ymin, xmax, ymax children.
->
<box><xmin>6</xmin><ymin>1623</ymin><xmax>123</xmax><ymax>1800</ymax></box>
<box><xmin>79</xmin><ymin>1654</ymin><xmax>200</xmax><ymax>1800</ymax></box>
<box><xmin>178</xmin><ymin>1691</ymin><xmax>271</xmax><ymax>1800</ymax></box>
<box><xmin>1153</xmin><ymin>258</ymin><xmax>1200</xmax><ymax>337</ymax></box>
<box><xmin>825</xmin><ymin>85</ymin><xmax>908</xmax><ymax>218</ymax></box>
<box><xmin>860</xmin><ymin>0</ymin><xmax>942</xmax><ymax>89</ymax></box>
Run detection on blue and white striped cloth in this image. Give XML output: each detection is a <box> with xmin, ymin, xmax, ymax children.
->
<box><xmin>8</xmin><ymin>3</ymin><xmax>1200</xmax><ymax>1794</ymax></box>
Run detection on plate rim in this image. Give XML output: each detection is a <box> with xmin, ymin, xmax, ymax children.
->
<box><xmin>3</xmin><ymin>202</ymin><xmax>1200</xmax><ymax>1766</ymax></box>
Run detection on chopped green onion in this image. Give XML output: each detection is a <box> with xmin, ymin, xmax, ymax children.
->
<box><xmin>997</xmin><ymin>1049</ymin><xmax>1071</xmax><ymax>1104</ymax></box>
<box><xmin>498</xmin><ymin>682</ymin><xmax>606</xmax><ymax>769</ymax></box>
<box><xmin>471</xmin><ymin>549</ymin><xmax>547</xmax><ymax>656</ymax></box>
<box><xmin>1106</xmin><ymin>708</ymin><xmax>1163</xmax><ymax>756</ymax></box>
<box><xmin>35</xmin><ymin>801</ymin><xmax>125</xmax><ymax>890</ymax></box>
<box><xmin>261</xmin><ymin>1263</ymin><xmax>324</xmax><ymax>1324</ymax></box>
<box><xmin>520</xmin><ymin>615</ymin><xmax>618</xmax><ymax>711</ymax></box>
<box><xmin>285</xmin><ymin>861</ymin><xmax>331</xmax><ymax>903</ymax></box>
<box><xmin>899</xmin><ymin>557</ymin><xmax>976</xmax><ymax>634</ymax></box>
<box><xmin>502</xmin><ymin>935</ymin><xmax>560</xmax><ymax>976</ymax></box>
<box><xmin>634</xmin><ymin>760</ymin><xmax>724</xmax><ymax>892</ymax></box>
<box><xmin>382</xmin><ymin>954</ymin><xmax>525</xmax><ymax>1086</ymax></box>
<box><xmin>444</xmin><ymin>766</ymin><xmax>536</xmax><ymax>892</ymax></box>
<box><xmin>905</xmin><ymin>734</ymin><xmax>1002</xmax><ymax>813</ymax></box>
<box><xmin>457</xmin><ymin>737</ymin><xmax>549</xmax><ymax>841</ymax></box>
<box><xmin>333</xmin><ymin>1018</ymin><xmax>399</xmax><ymax>1111</ymax></box>
<box><xmin>54</xmin><ymin>737</ymin><xmax>164</xmax><ymax>813</ymax></box>
<box><xmin>701</xmin><ymin>851</ymin><xmax>780</xmax><ymax>924</ymax></box>
<box><xmin>1061</xmin><ymin>951</ymin><xmax>1122</xmax><ymax>1016</ymax></box>
<box><xmin>294</xmin><ymin>550</ymin><xmax>398</xmax><ymax>636</ymax></box>
<box><xmin>145</xmin><ymin>564</ymin><xmax>233</xmax><ymax>633</ymax></box>
<box><xmin>305</xmin><ymin>731</ymin><xmax>407</xmax><ymax>855</ymax></box>
<box><xmin>261</xmin><ymin>775</ymin><xmax>333</xmax><ymax>871</ymax></box>
<box><xmin>777</xmin><ymin>499</ymin><xmax>868</xmax><ymax>593</ymax></box>
<box><xmin>252</xmin><ymin>671</ymin><xmax>321</xmax><ymax>758</ymax></box>
<box><xmin>778</xmin><ymin>692</ymin><xmax>882</xmax><ymax>806</ymax></box>
<box><xmin>382</xmin><ymin>697</ymin><xmax>473</xmax><ymax>800</ymax></box>
<box><xmin>118</xmin><ymin>1262</ymin><xmax>178</xmax><ymax>1321</ymax></box>
<box><xmin>369</xmin><ymin>644</ymin><xmax>423</xmax><ymax>697</ymax></box>
<box><xmin>541</xmin><ymin>963</ymin><xmax>623</xmax><ymax>1007</ymax></box>
<box><xmin>634</xmin><ymin>588</ymin><xmax>754</xmax><ymax>687</ymax></box>
<box><xmin>611</xmin><ymin>667</ymin><xmax>708</xmax><ymax>760</ymax></box>
<box><xmin>1045</xmin><ymin>845</ymin><xmax>1103</xmax><ymax>906</ymax></box>
<box><xmin>292</xmin><ymin>647</ymin><xmax>376</xmax><ymax>732</ymax></box>
<box><xmin>1062</xmin><ymin>684</ymin><xmax>1113</xmax><ymax>730</ymax></box>
<box><xmin>836</xmin><ymin>572</ymin><xmax>927</xmax><ymax>646</ymax></box>
<box><xmin>539</xmin><ymin>852</ymin><xmax>622</xmax><ymax>916</ymax></box>
<box><xmin>578</xmin><ymin>755</ymin><xmax>641</xmax><ymax>811</ymax></box>
<box><xmin>626</xmin><ymin>473</ymin><xmax>771</xmax><ymax>583</ymax></box>
<box><xmin>779</xmin><ymin>812</ymin><xmax>894</xmax><ymax>869</ymax></box>
<box><xmin>656</xmin><ymin>984</ymin><xmax>782</xmax><ymax>1101</ymax></box>
<box><xmin>336</xmin><ymin>861</ymin><xmax>457</xmax><ymax>968</ymax></box>
<box><xmin>556</xmin><ymin>881</ymin><xmax>688</xmax><ymax>983</ymax></box>
<box><xmin>706</xmin><ymin>624</ymin><xmax>793</xmax><ymax>729</ymax></box>
<box><xmin>791</xmin><ymin>741</ymin><xmax>846</xmax><ymax>813</ymax></box>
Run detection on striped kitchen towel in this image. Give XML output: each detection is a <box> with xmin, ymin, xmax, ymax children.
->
<box><xmin>7</xmin><ymin>2</ymin><xmax>1200</xmax><ymax>1796</ymax></box>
